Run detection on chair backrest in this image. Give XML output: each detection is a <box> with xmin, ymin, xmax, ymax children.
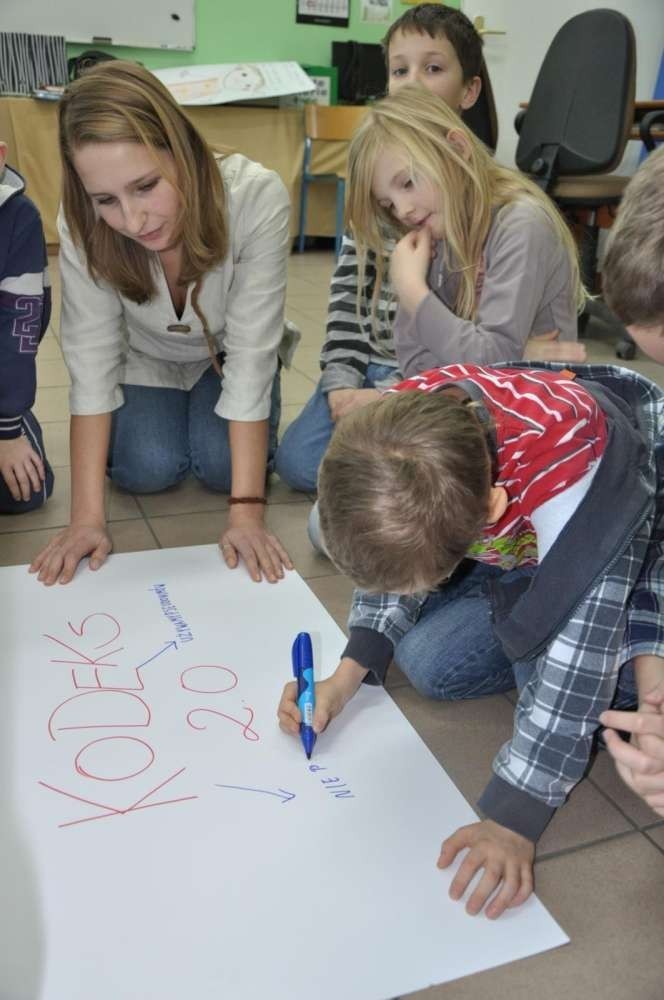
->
<box><xmin>304</xmin><ymin>104</ymin><xmax>369</xmax><ymax>142</ymax></box>
<box><xmin>516</xmin><ymin>8</ymin><xmax>636</xmax><ymax>188</ymax></box>
<box><xmin>462</xmin><ymin>57</ymin><xmax>498</xmax><ymax>153</ymax></box>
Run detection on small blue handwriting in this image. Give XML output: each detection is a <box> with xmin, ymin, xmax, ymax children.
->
<box><xmin>150</xmin><ymin>583</ymin><xmax>194</xmax><ymax>643</ymax></box>
<box><xmin>308</xmin><ymin>763</ymin><xmax>355</xmax><ymax>799</ymax></box>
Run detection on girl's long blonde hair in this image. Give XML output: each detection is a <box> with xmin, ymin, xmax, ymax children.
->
<box><xmin>59</xmin><ymin>60</ymin><xmax>228</xmax><ymax>305</ymax></box>
<box><xmin>346</xmin><ymin>85</ymin><xmax>586</xmax><ymax>325</ymax></box>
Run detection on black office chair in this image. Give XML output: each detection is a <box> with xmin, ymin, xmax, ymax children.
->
<box><xmin>514</xmin><ymin>8</ymin><xmax>636</xmax><ymax>354</ymax></box>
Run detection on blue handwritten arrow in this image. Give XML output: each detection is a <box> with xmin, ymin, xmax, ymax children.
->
<box><xmin>136</xmin><ymin>641</ymin><xmax>178</xmax><ymax>671</ymax></box>
<box><xmin>214</xmin><ymin>784</ymin><xmax>295</xmax><ymax>804</ymax></box>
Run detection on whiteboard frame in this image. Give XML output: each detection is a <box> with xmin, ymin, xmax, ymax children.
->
<box><xmin>2</xmin><ymin>0</ymin><xmax>196</xmax><ymax>52</ymax></box>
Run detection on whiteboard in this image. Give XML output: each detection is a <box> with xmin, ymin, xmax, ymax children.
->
<box><xmin>3</xmin><ymin>0</ymin><xmax>195</xmax><ymax>51</ymax></box>
<box><xmin>0</xmin><ymin>545</ymin><xmax>567</xmax><ymax>999</ymax></box>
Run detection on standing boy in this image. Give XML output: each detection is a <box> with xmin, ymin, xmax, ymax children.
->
<box><xmin>0</xmin><ymin>140</ymin><xmax>53</xmax><ymax>512</ymax></box>
<box><xmin>279</xmin><ymin>362</ymin><xmax>663</xmax><ymax>916</ymax></box>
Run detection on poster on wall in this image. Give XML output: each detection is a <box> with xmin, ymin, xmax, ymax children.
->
<box><xmin>296</xmin><ymin>0</ymin><xmax>350</xmax><ymax>28</ymax></box>
<box><xmin>360</xmin><ymin>0</ymin><xmax>391</xmax><ymax>24</ymax></box>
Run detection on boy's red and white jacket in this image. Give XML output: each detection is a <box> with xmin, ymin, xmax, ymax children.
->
<box><xmin>344</xmin><ymin>362</ymin><xmax>664</xmax><ymax>842</ymax></box>
<box><xmin>0</xmin><ymin>164</ymin><xmax>51</xmax><ymax>440</ymax></box>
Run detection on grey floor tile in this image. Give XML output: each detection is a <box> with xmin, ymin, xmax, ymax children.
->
<box><xmin>281</xmin><ymin>365</ymin><xmax>317</xmax><ymax>405</ymax></box>
<box><xmin>147</xmin><ymin>502</ymin><xmax>334</xmax><ymax>581</ymax></box>
<box><xmin>266</xmin><ymin>475</ymin><xmax>312</xmax><ymax>505</ymax></box>
<box><xmin>32</xmin><ymin>386</ymin><xmax>70</xmax><ymax>422</ymax></box>
<box><xmin>264</xmin><ymin>502</ymin><xmax>337</xmax><ymax>579</ymax></box>
<box><xmin>0</xmin><ymin>469</ymin><xmax>140</xmax><ymax>534</ymax></box>
<box><xmin>409</xmin><ymin>834</ymin><xmax>664</xmax><ymax>1000</ymax></box>
<box><xmin>306</xmin><ymin>574</ymin><xmax>355</xmax><ymax>633</ymax></box>
<box><xmin>388</xmin><ymin>687</ymin><xmax>515</xmax><ymax>807</ymax></box>
<box><xmin>646</xmin><ymin>825</ymin><xmax>664</xmax><ymax>852</ymax></box>
<box><xmin>279</xmin><ymin>402</ymin><xmax>303</xmax><ymax>433</ymax></box>
<box><xmin>136</xmin><ymin>477</ymin><xmax>230</xmax><ymax>518</ymax></box>
<box><xmin>41</xmin><ymin>421</ymin><xmax>70</xmax><ymax>466</ymax></box>
<box><xmin>36</xmin><ymin>357</ymin><xmax>71</xmax><ymax>387</ymax></box>
<box><xmin>0</xmin><ymin>529</ymin><xmax>53</xmax><ymax>567</ymax></box>
<box><xmin>0</xmin><ymin>518</ymin><xmax>154</xmax><ymax>569</ymax></box>
<box><xmin>36</xmin><ymin>334</ymin><xmax>63</xmax><ymax>360</ymax></box>
<box><xmin>147</xmin><ymin>510</ymin><xmax>229</xmax><ymax>550</ymax></box>
<box><xmin>537</xmin><ymin>780</ymin><xmax>633</xmax><ymax>855</ymax></box>
<box><xmin>107</xmin><ymin>518</ymin><xmax>158</xmax><ymax>554</ymax></box>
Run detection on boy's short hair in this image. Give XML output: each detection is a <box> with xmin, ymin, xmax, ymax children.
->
<box><xmin>382</xmin><ymin>3</ymin><xmax>484</xmax><ymax>82</ymax></box>
<box><xmin>318</xmin><ymin>390</ymin><xmax>492</xmax><ymax>594</ymax></box>
<box><xmin>603</xmin><ymin>146</ymin><xmax>664</xmax><ymax>328</ymax></box>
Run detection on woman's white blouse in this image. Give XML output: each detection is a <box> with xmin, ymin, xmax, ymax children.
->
<box><xmin>59</xmin><ymin>154</ymin><xmax>290</xmax><ymax>422</ymax></box>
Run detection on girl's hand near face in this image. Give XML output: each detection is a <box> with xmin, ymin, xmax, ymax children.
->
<box><xmin>219</xmin><ymin>503</ymin><xmax>293</xmax><ymax>584</ymax></box>
<box><xmin>391</xmin><ymin>228</ymin><xmax>433</xmax><ymax>314</ymax></box>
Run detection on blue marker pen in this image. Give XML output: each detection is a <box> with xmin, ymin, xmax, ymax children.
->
<box><xmin>292</xmin><ymin>631</ymin><xmax>316</xmax><ymax>759</ymax></box>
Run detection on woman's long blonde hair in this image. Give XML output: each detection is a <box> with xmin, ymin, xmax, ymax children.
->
<box><xmin>346</xmin><ymin>85</ymin><xmax>586</xmax><ymax>324</ymax></box>
<box><xmin>59</xmin><ymin>61</ymin><xmax>228</xmax><ymax>304</ymax></box>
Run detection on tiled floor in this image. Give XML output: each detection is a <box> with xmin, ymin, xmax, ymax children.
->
<box><xmin>4</xmin><ymin>250</ymin><xmax>664</xmax><ymax>998</ymax></box>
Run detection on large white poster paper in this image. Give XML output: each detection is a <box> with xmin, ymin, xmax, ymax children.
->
<box><xmin>0</xmin><ymin>546</ymin><xmax>567</xmax><ymax>999</ymax></box>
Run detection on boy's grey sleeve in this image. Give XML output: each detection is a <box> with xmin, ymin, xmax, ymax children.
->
<box><xmin>395</xmin><ymin>205</ymin><xmax>574</xmax><ymax>378</ymax></box>
<box><xmin>624</xmin><ymin>438</ymin><xmax>664</xmax><ymax>660</ymax></box>
<box><xmin>478</xmin><ymin>526</ymin><xmax>651</xmax><ymax>842</ymax></box>
<box><xmin>342</xmin><ymin>587</ymin><xmax>429</xmax><ymax>683</ymax></box>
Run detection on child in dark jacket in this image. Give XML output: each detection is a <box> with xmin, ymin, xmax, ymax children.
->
<box><xmin>0</xmin><ymin>140</ymin><xmax>54</xmax><ymax>512</ymax></box>
<box><xmin>279</xmin><ymin>361</ymin><xmax>663</xmax><ymax>917</ymax></box>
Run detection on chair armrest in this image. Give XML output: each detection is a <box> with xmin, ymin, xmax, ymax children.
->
<box><xmin>639</xmin><ymin>109</ymin><xmax>664</xmax><ymax>152</ymax></box>
<box><xmin>514</xmin><ymin>108</ymin><xmax>527</xmax><ymax>136</ymax></box>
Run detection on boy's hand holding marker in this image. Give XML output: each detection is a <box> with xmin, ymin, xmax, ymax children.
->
<box><xmin>278</xmin><ymin>657</ymin><xmax>367</xmax><ymax>740</ymax></box>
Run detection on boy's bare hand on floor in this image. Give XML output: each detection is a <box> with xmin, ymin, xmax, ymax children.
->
<box><xmin>437</xmin><ymin>818</ymin><xmax>535</xmax><ymax>919</ymax></box>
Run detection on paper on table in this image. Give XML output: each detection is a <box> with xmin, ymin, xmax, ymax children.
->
<box><xmin>152</xmin><ymin>62</ymin><xmax>315</xmax><ymax>105</ymax></box>
<box><xmin>0</xmin><ymin>545</ymin><xmax>567</xmax><ymax>1000</ymax></box>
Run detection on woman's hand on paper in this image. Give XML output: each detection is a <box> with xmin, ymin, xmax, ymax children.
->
<box><xmin>277</xmin><ymin>657</ymin><xmax>368</xmax><ymax>736</ymax></box>
<box><xmin>523</xmin><ymin>329</ymin><xmax>587</xmax><ymax>363</ymax></box>
<box><xmin>29</xmin><ymin>522</ymin><xmax>113</xmax><ymax>585</ymax></box>
<box><xmin>328</xmin><ymin>388</ymin><xmax>381</xmax><ymax>422</ymax></box>
<box><xmin>220</xmin><ymin>504</ymin><xmax>293</xmax><ymax>584</ymax></box>
<box><xmin>437</xmin><ymin>818</ymin><xmax>535</xmax><ymax>919</ymax></box>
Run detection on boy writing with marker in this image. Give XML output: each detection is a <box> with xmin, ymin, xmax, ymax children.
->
<box><xmin>278</xmin><ymin>361</ymin><xmax>663</xmax><ymax>916</ymax></box>
<box><xmin>598</xmin><ymin>146</ymin><xmax>664</xmax><ymax>816</ymax></box>
<box><xmin>0</xmin><ymin>139</ymin><xmax>53</xmax><ymax>513</ymax></box>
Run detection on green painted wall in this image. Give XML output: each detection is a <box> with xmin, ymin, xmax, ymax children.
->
<box><xmin>68</xmin><ymin>0</ymin><xmax>459</xmax><ymax>70</ymax></box>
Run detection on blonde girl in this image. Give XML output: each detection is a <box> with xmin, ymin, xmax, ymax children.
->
<box><xmin>347</xmin><ymin>85</ymin><xmax>586</xmax><ymax>376</ymax></box>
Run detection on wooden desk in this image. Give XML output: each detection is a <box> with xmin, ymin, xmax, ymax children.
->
<box><xmin>0</xmin><ymin>97</ymin><xmax>347</xmax><ymax>246</ymax></box>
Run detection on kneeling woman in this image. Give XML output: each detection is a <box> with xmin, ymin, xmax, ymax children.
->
<box><xmin>32</xmin><ymin>61</ymin><xmax>293</xmax><ymax>585</ymax></box>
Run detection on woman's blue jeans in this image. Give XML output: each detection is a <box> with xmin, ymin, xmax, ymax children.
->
<box><xmin>274</xmin><ymin>362</ymin><xmax>398</xmax><ymax>493</ymax></box>
<box><xmin>108</xmin><ymin>365</ymin><xmax>281</xmax><ymax>494</ymax></box>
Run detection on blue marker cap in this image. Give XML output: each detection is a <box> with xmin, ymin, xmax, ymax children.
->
<box><xmin>292</xmin><ymin>632</ymin><xmax>316</xmax><ymax>760</ymax></box>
